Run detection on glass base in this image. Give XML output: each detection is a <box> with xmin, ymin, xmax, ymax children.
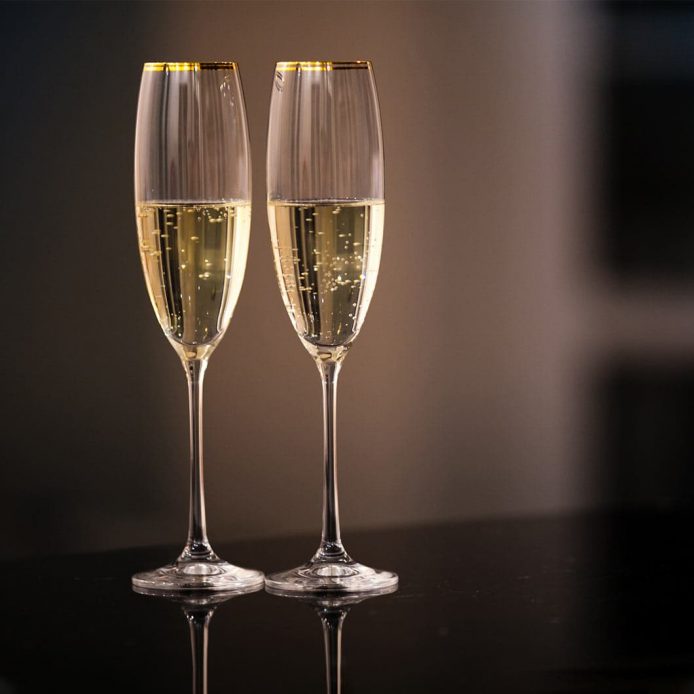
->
<box><xmin>132</xmin><ymin>559</ymin><xmax>264</xmax><ymax>594</ymax></box>
<box><xmin>265</xmin><ymin>559</ymin><xmax>398</xmax><ymax>595</ymax></box>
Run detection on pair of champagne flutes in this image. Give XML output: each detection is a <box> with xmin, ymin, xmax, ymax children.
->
<box><xmin>132</xmin><ymin>60</ymin><xmax>396</xmax><ymax>597</ymax></box>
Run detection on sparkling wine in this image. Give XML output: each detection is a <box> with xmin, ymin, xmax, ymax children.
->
<box><xmin>136</xmin><ymin>202</ymin><xmax>251</xmax><ymax>360</ymax></box>
<box><xmin>268</xmin><ymin>200</ymin><xmax>384</xmax><ymax>360</ymax></box>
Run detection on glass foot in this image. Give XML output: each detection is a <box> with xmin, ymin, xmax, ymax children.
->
<box><xmin>265</xmin><ymin>559</ymin><xmax>398</xmax><ymax>595</ymax></box>
<box><xmin>132</xmin><ymin>558</ymin><xmax>264</xmax><ymax>594</ymax></box>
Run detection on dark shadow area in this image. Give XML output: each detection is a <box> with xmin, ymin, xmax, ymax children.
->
<box><xmin>597</xmin><ymin>0</ymin><xmax>694</xmax><ymax>511</ymax></box>
<box><xmin>600</xmin><ymin>360</ymin><xmax>694</xmax><ymax>511</ymax></box>
<box><xmin>600</xmin><ymin>0</ymin><xmax>694</xmax><ymax>284</ymax></box>
<box><xmin>0</xmin><ymin>2</ymin><xmax>179</xmax><ymax>556</ymax></box>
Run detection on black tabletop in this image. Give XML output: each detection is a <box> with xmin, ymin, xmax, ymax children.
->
<box><xmin>0</xmin><ymin>512</ymin><xmax>691</xmax><ymax>692</ymax></box>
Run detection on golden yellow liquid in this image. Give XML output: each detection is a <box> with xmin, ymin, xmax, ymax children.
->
<box><xmin>268</xmin><ymin>201</ymin><xmax>384</xmax><ymax>360</ymax></box>
<box><xmin>136</xmin><ymin>202</ymin><xmax>251</xmax><ymax>360</ymax></box>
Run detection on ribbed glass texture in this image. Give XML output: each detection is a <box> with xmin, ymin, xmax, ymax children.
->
<box><xmin>135</xmin><ymin>63</ymin><xmax>251</xmax><ymax>203</ymax></box>
<box><xmin>267</xmin><ymin>61</ymin><xmax>383</xmax><ymax>202</ymax></box>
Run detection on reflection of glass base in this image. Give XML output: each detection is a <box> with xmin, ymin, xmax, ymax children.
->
<box><xmin>265</xmin><ymin>559</ymin><xmax>398</xmax><ymax>595</ymax></box>
<box><xmin>133</xmin><ymin>584</ymin><xmax>252</xmax><ymax>603</ymax></box>
<box><xmin>132</xmin><ymin>560</ymin><xmax>264</xmax><ymax>594</ymax></box>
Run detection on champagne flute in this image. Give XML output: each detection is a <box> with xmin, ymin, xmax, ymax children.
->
<box><xmin>132</xmin><ymin>62</ymin><xmax>263</xmax><ymax>592</ymax></box>
<box><xmin>266</xmin><ymin>60</ymin><xmax>398</xmax><ymax>593</ymax></box>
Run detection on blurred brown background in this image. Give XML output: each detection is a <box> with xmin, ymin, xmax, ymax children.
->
<box><xmin>2</xmin><ymin>0</ymin><xmax>693</xmax><ymax>558</ymax></box>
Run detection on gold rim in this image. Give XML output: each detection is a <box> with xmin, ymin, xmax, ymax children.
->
<box><xmin>276</xmin><ymin>61</ymin><xmax>371</xmax><ymax>72</ymax></box>
<box><xmin>144</xmin><ymin>62</ymin><xmax>237</xmax><ymax>72</ymax></box>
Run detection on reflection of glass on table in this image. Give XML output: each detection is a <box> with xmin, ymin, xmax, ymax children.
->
<box><xmin>269</xmin><ymin>586</ymin><xmax>397</xmax><ymax>693</ymax></box>
<box><xmin>133</xmin><ymin>586</ymin><xmax>259</xmax><ymax>694</ymax></box>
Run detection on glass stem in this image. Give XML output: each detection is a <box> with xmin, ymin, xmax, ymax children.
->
<box><xmin>314</xmin><ymin>360</ymin><xmax>348</xmax><ymax>563</ymax></box>
<box><xmin>185</xmin><ymin>607</ymin><xmax>212</xmax><ymax>694</ymax></box>
<box><xmin>320</xmin><ymin>608</ymin><xmax>346</xmax><ymax>694</ymax></box>
<box><xmin>181</xmin><ymin>358</ymin><xmax>214</xmax><ymax>561</ymax></box>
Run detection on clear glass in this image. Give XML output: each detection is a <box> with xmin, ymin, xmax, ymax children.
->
<box><xmin>132</xmin><ymin>61</ymin><xmax>263</xmax><ymax>592</ymax></box>
<box><xmin>265</xmin><ymin>60</ymin><xmax>398</xmax><ymax>593</ymax></box>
